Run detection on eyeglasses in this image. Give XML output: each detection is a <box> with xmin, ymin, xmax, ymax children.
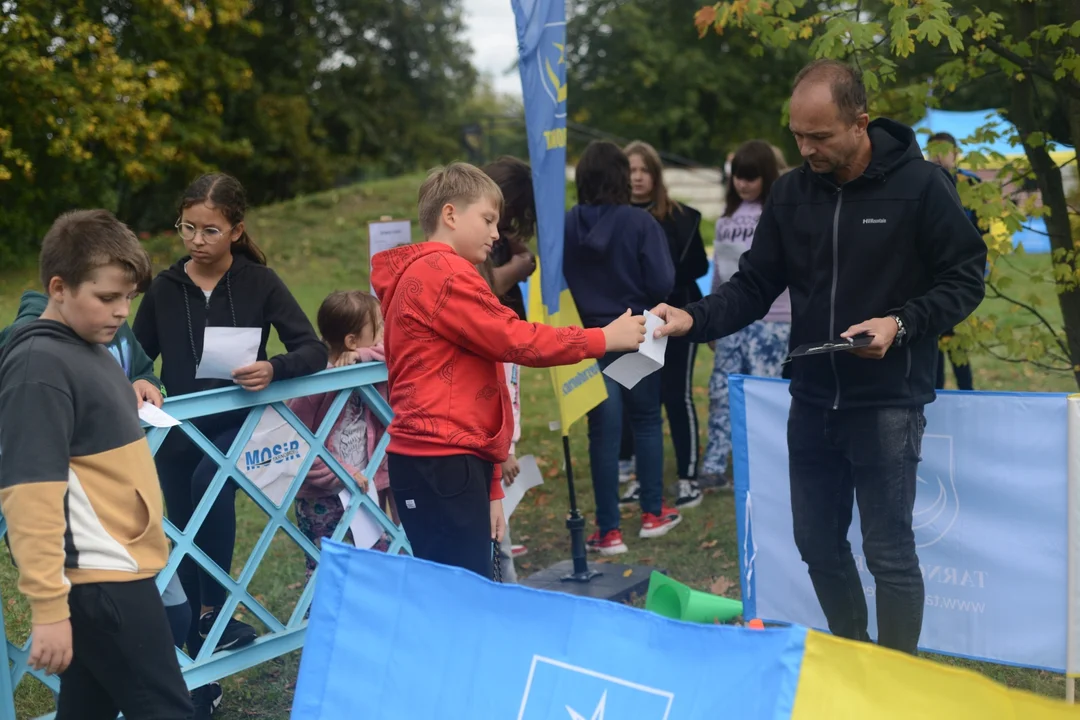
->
<box><xmin>175</xmin><ymin>221</ymin><xmax>233</xmax><ymax>243</ymax></box>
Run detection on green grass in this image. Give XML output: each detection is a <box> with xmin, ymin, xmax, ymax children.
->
<box><xmin>0</xmin><ymin>176</ymin><xmax>1076</xmax><ymax>717</ymax></box>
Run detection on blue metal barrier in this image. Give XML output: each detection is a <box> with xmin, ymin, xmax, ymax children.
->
<box><xmin>0</xmin><ymin>362</ymin><xmax>407</xmax><ymax>720</ymax></box>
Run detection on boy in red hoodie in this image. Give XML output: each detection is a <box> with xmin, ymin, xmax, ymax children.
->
<box><xmin>371</xmin><ymin>162</ymin><xmax>646</xmax><ymax>578</ymax></box>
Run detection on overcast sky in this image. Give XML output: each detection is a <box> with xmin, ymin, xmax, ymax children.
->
<box><xmin>463</xmin><ymin>0</ymin><xmax>522</xmax><ymax>96</ymax></box>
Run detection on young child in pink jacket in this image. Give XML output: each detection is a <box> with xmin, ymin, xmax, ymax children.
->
<box><xmin>286</xmin><ymin>291</ymin><xmax>392</xmax><ymax>575</ymax></box>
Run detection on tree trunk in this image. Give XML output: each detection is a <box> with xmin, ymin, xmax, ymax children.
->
<box><xmin>1009</xmin><ymin>2</ymin><xmax>1080</xmax><ymax>387</ymax></box>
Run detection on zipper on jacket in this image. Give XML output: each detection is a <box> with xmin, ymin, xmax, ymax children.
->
<box><xmin>829</xmin><ymin>189</ymin><xmax>843</xmax><ymax>410</ymax></box>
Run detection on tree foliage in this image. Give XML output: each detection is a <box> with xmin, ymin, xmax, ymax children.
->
<box><xmin>567</xmin><ymin>0</ymin><xmax>810</xmax><ymax>164</ymax></box>
<box><xmin>0</xmin><ymin>0</ymin><xmax>477</xmax><ymax>265</ymax></box>
<box><xmin>694</xmin><ymin>0</ymin><xmax>1080</xmax><ymax>386</ymax></box>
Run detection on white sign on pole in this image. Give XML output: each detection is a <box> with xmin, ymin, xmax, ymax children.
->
<box><xmin>368</xmin><ymin>218</ymin><xmax>412</xmax><ymax>298</ymax></box>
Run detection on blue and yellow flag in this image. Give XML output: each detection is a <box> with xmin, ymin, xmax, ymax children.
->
<box><xmin>513</xmin><ymin>0</ymin><xmax>607</xmax><ymax>434</ymax></box>
<box><xmin>293</xmin><ymin>542</ymin><xmax>1079</xmax><ymax>719</ymax></box>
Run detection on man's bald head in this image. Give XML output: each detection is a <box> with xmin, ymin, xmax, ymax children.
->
<box><xmin>792</xmin><ymin>60</ymin><xmax>867</xmax><ymax>124</ymax></box>
<box><xmin>788</xmin><ymin>59</ymin><xmax>872</xmax><ymax>181</ymax></box>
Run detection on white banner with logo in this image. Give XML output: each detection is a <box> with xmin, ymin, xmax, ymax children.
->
<box><xmin>235</xmin><ymin>405</ymin><xmax>389</xmax><ymax>550</ymax></box>
<box><xmin>237</xmin><ymin>406</ymin><xmax>309</xmax><ymax>505</ymax></box>
<box><xmin>731</xmin><ymin>376</ymin><xmax>1068</xmax><ymax>671</ymax></box>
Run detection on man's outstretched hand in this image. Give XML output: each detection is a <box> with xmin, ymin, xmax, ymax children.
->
<box><xmin>651</xmin><ymin>303</ymin><xmax>694</xmax><ymax>339</ymax></box>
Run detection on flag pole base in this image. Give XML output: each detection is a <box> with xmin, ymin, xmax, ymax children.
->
<box><xmin>521</xmin><ymin>560</ymin><xmax>658</xmax><ymax>604</ymax></box>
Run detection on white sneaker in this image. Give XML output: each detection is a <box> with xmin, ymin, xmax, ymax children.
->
<box><xmin>619</xmin><ymin>480</ymin><xmax>641</xmax><ymax>504</ymax></box>
<box><xmin>675</xmin><ymin>479</ymin><xmax>703</xmax><ymax>509</ymax></box>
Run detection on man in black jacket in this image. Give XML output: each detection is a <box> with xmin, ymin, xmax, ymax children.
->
<box><xmin>653</xmin><ymin>59</ymin><xmax>987</xmax><ymax>654</ymax></box>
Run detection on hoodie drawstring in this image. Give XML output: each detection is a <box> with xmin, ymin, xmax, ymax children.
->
<box><xmin>183</xmin><ymin>272</ymin><xmax>239</xmax><ymax>371</ymax></box>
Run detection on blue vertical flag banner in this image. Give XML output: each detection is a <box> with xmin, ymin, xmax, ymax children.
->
<box><xmin>731</xmin><ymin>375</ymin><xmax>1069</xmax><ymax>672</ymax></box>
<box><xmin>514</xmin><ymin>0</ymin><xmax>607</xmax><ymax>433</ymax></box>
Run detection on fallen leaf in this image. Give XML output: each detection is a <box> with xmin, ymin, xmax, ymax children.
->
<box><xmin>711</xmin><ymin>550</ymin><xmax>723</xmax><ymax>559</ymax></box>
<box><xmin>710</xmin><ymin>576</ymin><xmax>735</xmax><ymax>597</ymax></box>
<box><xmin>699</xmin><ymin>539</ymin><xmax>718</xmax><ymax>549</ymax></box>
<box><xmin>622</xmin><ymin>568</ymin><xmax>633</xmax><ymax>577</ymax></box>
<box><xmin>286</xmin><ymin>582</ymin><xmax>302</xmax><ymax>590</ymax></box>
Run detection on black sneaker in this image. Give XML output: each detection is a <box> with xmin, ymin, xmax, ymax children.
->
<box><xmin>675</xmin><ymin>479</ymin><xmax>704</xmax><ymax>509</ymax></box>
<box><xmin>199</xmin><ymin>609</ymin><xmax>258</xmax><ymax>651</ymax></box>
<box><xmin>618</xmin><ymin>480</ymin><xmax>640</xmax><ymax>505</ymax></box>
<box><xmin>192</xmin><ymin>682</ymin><xmax>223</xmax><ymax>719</ymax></box>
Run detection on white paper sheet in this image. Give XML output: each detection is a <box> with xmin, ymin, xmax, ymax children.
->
<box><xmin>195</xmin><ymin>327</ymin><xmax>261</xmax><ymax>380</ymax></box>
<box><xmin>339</xmin><ymin>473</ymin><xmax>384</xmax><ymax>550</ymax></box>
<box><xmin>601</xmin><ymin>311</ymin><xmax>668</xmax><ymax>389</ymax></box>
<box><xmin>502</xmin><ymin>454</ymin><xmax>544</xmax><ymax>520</ymax></box>
<box><xmin>138</xmin><ymin>403</ymin><xmax>181</xmax><ymax>428</ymax></box>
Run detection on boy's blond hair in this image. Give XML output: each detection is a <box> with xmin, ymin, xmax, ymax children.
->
<box><xmin>417</xmin><ymin>162</ymin><xmax>504</xmax><ymax>237</ymax></box>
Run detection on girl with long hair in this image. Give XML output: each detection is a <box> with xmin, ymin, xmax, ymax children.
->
<box><xmin>618</xmin><ymin>141</ymin><xmax>710</xmax><ymax>510</ymax></box>
<box><xmin>702</xmin><ymin>141</ymin><xmax>791</xmax><ymax>488</ymax></box>
<box><xmin>133</xmin><ymin>173</ymin><xmax>326</xmax><ymax>714</ymax></box>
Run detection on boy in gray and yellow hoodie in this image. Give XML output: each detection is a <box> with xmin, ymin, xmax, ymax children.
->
<box><xmin>0</xmin><ymin>210</ymin><xmax>191</xmax><ymax>719</ymax></box>
<box><xmin>0</xmin><ymin>289</ymin><xmax>198</xmax><ymax>660</ymax></box>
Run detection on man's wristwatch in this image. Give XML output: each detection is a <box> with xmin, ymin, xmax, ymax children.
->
<box><xmin>889</xmin><ymin>315</ymin><xmax>907</xmax><ymax>346</ymax></box>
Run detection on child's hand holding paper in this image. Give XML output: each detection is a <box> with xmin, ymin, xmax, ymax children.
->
<box><xmin>602</xmin><ymin>311</ymin><xmax>667</xmax><ymax>389</ymax></box>
<box><xmin>195</xmin><ymin>326</ymin><xmax>261</xmax><ymax>382</ymax></box>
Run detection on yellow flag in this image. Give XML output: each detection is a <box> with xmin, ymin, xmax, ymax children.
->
<box><xmin>527</xmin><ymin>261</ymin><xmax>607</xmax><ymax>435</ymax></box>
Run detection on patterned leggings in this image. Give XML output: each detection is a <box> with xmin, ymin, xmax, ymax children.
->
<box><xmin>295</xmin><ymin>494</ymin><xmax>392</xmax><ymax>577</ymax></box>
<box><xmin>702</xmin><ymin>321</ymin><xmax>791</xmax><ymax>477</ymax></box>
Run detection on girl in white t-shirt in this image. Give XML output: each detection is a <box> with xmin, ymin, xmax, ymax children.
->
<box><xmin>703</xmin><ymin>141</ymin><xmax>791</xmax><ymax>488</ymax></box>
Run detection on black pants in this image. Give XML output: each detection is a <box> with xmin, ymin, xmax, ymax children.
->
<box><xmin>787</xmin><ymin>400</ymin><xmax>926</xmax><ymax>655</ymax></box>
<box><xmin>57</xmin><ymin>579</ymin><xmax>192</xmax><ymax>720</ymax></box>
<box><xmin>619</xmin><ymin>335</ymin><xmax>701</xmax><ymax>479</ymax></box>
<box><xmin>935</xmin><ymin>329</ymin><xmax>973</xmax><ymax>390</ymax></box>
<box><xmin>389</xmin><ymin>453</ymin><xmax>494</xmax><ymax>579</ymax></box>
<box><xmin>156</xmin><ymin>426</ymin><xmax>241</xmax><ymax>652</ymax></box>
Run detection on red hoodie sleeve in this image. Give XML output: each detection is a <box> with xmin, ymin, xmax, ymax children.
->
<box><xmin>427</xmin><ymin>257</ymin><xmax>607</xmax><ymax>366</ymax></box>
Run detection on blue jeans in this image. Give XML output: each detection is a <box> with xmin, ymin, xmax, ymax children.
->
<box><xmin>588</xmin><ymin>353</ymin><xmax>664</xmax><ymax>532</ymax></box>
<box><xmin>787</xmin><ymin>400</ymin><xmax>926</xmax><ymax>655</ymax></box>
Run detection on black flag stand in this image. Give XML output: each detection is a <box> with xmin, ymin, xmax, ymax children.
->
<box><xmin>560</xmin><ymin>435</ymin><xmax>601</xmax><ymax>582</ymax></box>
<box><xmin>520</xmin><ymin>432</ymin><xmax>661</xmax><ymax>603</ymax></box>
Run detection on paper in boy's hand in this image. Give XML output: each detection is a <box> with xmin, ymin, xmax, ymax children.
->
<box><xmin>138</xmin><ymin>403</ymin><xmax>181</xmax><ymax>428</ymax></box>
<box><xmin>502</xmin><ymin>454</ymin><xmax>543</xmax><ymax>520</ymax></box>
<box><xmin>195</xmin><ymin>327</ymin><xmax>261</xmax><ymax>380</ymax></box>
<box><xmin>602</xmin><ymin>311</ymin><xmax>667</xmax><ymax>389</ymax></box>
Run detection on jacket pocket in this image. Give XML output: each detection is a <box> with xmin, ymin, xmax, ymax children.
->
<box><xmin>120</xmin><ymin>487</ymin><xmax>154</xmax><ymax>545</ymax></box>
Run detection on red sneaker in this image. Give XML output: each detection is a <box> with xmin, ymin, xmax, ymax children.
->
<box><xmin>586</xmin><ymin>529</ymin><xmax>628</xmax><ymax>556</ymax></box>
<box><xmin>511</xmin><ymin>544</ymin><xmax>528</xmax><ymax>558</ymax></box>
<box><xmin>640</xmin><ymin>505</ymin><xmax>682</xmax><ymax>538</ymax></box>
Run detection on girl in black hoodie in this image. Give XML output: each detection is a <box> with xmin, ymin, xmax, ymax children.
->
<box><xmin>133</xmin><ymin>174</ymin><xmax>326</xmax><ymax>667</ymax></box>
<box><xmin>621</xmin><ymin>141</ymin><xmax>710</xmax><ymax>510</ymax></box>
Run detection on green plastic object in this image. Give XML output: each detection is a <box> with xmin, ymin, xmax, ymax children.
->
<box><xmin>644</xmin><ymin>571</ymin><xmax>743</xmax><ymax>624</ymax></box>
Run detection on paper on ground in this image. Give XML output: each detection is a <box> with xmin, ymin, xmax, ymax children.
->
<box><xmin>502</xmin><ymin>454</ymin><xmax>543</xmax><ymax>519</ymax></box>
<box><xmin>139</xmin><ymin>403</ymin><xmax>181</xmax><ymax>428</ymax></box>
<box><xmin>339</xmin><ymin>474</ymin><xmax>384</xmax><ymax>550</ymax></box>
<box><xmin>195</xmin><ymin>327</ymin><xmax>261</xmax><ymax>380</ymax></box>
<box><xmin>602</xmin><ymin>311</ymin><xmax>667</xmax><ymax>389</ymax></box>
